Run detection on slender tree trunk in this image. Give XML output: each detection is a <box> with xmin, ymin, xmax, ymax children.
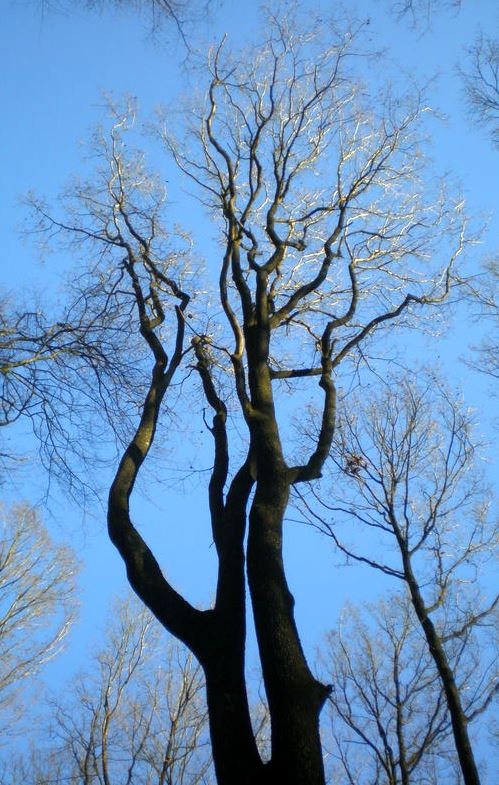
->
<box><xmin>202</xmin><ymin>502</ymin><xmax>265</xmax><ymax>785</ymax></box>
<box><xmin>393</xmin><ymin>650</ymin><xmax>410</xmax><ymax>785</ymax></box>
<box><xmin>401</xmin><ymin>552</ymin><xmax>481</xmax><ymax>785</ymax></box>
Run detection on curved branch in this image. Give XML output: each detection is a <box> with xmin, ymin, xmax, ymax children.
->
<box><xmin>192</xmin><ymin>335</ymin><xmax>229</xmax><ymax>546</ymax></box>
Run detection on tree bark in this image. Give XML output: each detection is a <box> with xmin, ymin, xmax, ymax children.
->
<box><xmin>401</xmin><ymin>550</ymin><xmax>482</xmax><ymax>785</ymax></box>
<box><xmin>247</xmin><ymin>473</ymin><xmax>330</xmax><ymax>784</ymax></box>
<box><xmin>243</xmin><ymin>313</ymin><xmax>331</xmax><ymax>784</ymax></box>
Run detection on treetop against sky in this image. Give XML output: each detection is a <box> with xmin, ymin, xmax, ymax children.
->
<box><xmin>1</xmin><ymin>0</ymin><xmax>497</xmax><ymax>632</ymax></box>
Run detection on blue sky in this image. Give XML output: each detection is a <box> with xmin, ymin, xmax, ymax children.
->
<box><xmin>1</xmin><ymin>0</ymin><xmax>498</xmax><ymax>763</ymax></box>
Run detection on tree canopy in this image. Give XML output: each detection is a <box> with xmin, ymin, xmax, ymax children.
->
<box><xmin>1</xmin><ymin>2</ymin><xmax>498</xmax><ymax>784</ymax></box>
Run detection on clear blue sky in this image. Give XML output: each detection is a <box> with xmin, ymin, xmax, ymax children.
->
<box><xmin>1</xmin><ymin>0</ymin><xmax>498</xmax><ymax>759</ymax></box>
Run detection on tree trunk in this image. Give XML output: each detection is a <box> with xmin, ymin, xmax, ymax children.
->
<box><xmin>204</xmin><ymin>665</ymin><xmax>264</xmax><ymax>785</ymax></box>
<box><xmin>247</xmin><ymin>469</ymin><xmax>330</xmax><ymax>784</ymax></box>
<box><xmin>202</xmin><ymin>499</ymin><xmax>265</xmax><ymax>785</ymax></box>
<box><xmin>402</xmin><ymin>553</ymin><xmax>481</xmax><ymax>785</ymax></box>
<box><xmin>241</xmin><ymin>294</ymin><xmax>330</xmax><ymax>784</ymax></box>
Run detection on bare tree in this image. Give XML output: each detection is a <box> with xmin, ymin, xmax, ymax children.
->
<box><xmin>1</xmin><ymin>596</ymin><xmax>212</xmax><ymax>785</ymax></box>
<box><xmin>388</xmin><ymin>0</ymin><xmax>463</xmax><ymax>27</ymax></box>
<box><xmin>322</xmin><ymin>594</ymin><xmax>480</xmax><ymax>785</ymax></box>
<box><xmin>32</xmin><ymin>0</ymin><xmax>208</xmax><ymax>46</ymax></box>
<box><xmin>463</xmin><ymin>34</ymin><xmax>499</xmax><ymax>147</ymax></box>
<box><xmin>463</xmin><ymin>260</ymin><xmax>499</xmax><ymax>386</ymax></box>
<box><xmin>299</xmin><ymin>375</ymin><xmax>498</xmax><ymax>785</ymax></box>
<box><xmin>52</xmin><ymin>597</ymin><xmax>211</xmax><ymax>785</ymax></box>
<box><xmin>0</xmin><ymin>280</ymin><xmax>146</xmax><ymax>495</ymax></box>
<box><xmin>458</xmin><ymin>34</ymin><xmax>499</xmax><ymax>387</ymax></box>
<box><xmin>0</xmin><ymin>504</ymin><xmax>78</xmax><ymax>733</ymax></box>
<box><xmin>28</xmin><ymin>10</ymin><xmax>473</xmax><ymax>784</ymax></box>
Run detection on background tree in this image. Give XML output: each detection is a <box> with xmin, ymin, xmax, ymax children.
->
<box><xmin>463</xmin><ymin>260</ymin><xmax>499</xmax><ymax>387</ymax></box>
<box><xmin>0</xmin><ymin>290</ymin><xmax>138</xmax><ymax>492</ymax></box>
<box><xmin>322</xmin><ymin>593</ymin><xmax>481</xmax><ymax>785</ymax></box>
<box><xmin>299</xmin><ymin>375</ymin><xmax>498</xmax><ymax>785</ymax></box>
<box><xmin>463</xmin><ymin>34</ymin><xmax>499</xmax><ymax>148</ymax></box>
<box><xmin>387</xmin><ymin>0</ymin><xmax>463</xmax><ymax>27</ymax></box>
<box><xmin>0</xmin><ymin>504</ymin><xmax>78</xmax><ymax>736</ymax></box>
<box><xmin>1</xmin><ymin>596</ymin><xmax>212</xmax><ymax>785</ymax></box>
<box><xmin>33</xmin><ymin>0</ymin><xmax>207</xmax><ymax>45</ymax></box>
<box><xmin>27</xmin><ymin>10</ymin><xmax>473</xmax><ymax>785</ymax></box>
<box><xmin>460</xmin><ymin>32</ymin><xmax>499</xmax><ymax>391</ymax></box>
